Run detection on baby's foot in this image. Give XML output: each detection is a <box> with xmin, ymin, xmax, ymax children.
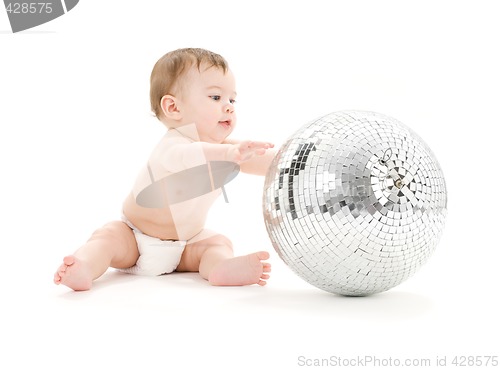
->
<box><xmin>208</xmin><ymin>251</ymin><xmax>271</xmax><ymax>286</ymax></box>
<box><xmin>53</xmin><ymin>255</ymin><xmax>92</xmax><ymax>291</ymax></box>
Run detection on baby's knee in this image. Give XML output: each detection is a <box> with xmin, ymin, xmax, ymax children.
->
<box><xmin>197</xmin><ymin>234</ymin><xmax>234</xmax><ymax>258</ymax></box>
<box><xmin>90</xmin><ymin>221</ymin><xmax>132</xmax><ymax>244</ymax></box>
<box><xmin>208</xmin><ymin>234</ymin><xmax>233</xmax><ymax>251</ymax></box>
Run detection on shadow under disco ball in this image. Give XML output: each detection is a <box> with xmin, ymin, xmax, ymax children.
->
<box><xmin>263</xmin><ymin>111</ymin><xmax>447</xmax><ymax>296</ymax></box>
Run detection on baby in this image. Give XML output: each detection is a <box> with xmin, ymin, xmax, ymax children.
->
<box><xmin>54</xmin><ymin>48</ymin><xmax>275</xmax><ymax>291</ymax></box>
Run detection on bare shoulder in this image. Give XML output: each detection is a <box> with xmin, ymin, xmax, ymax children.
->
<box><xmin>153</xmin><ymin>131</ymin><xmax>196</xmax><ymax>158</ymax></box>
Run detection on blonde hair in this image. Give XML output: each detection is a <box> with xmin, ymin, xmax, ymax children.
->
<box><xmin>150</xmin><ymin>48</ymin><xmax>229</xmax><ymax>120</ymax></box>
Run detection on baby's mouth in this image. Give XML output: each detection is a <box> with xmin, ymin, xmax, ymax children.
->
<box><xmin>218</xmin><ymin>120</ymin><xmax>232</xmax><ymax>128</ymax></box>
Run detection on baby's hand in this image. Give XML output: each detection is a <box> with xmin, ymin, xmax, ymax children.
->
<box><xmin>227</xmin><ymin>141</ymin><xmax>274</xmax><ymax>163</ymax></box>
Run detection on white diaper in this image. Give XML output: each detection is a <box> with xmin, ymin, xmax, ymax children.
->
<box><xmin>119</xmin><ymin>218</ymin><xmax>186</xmax><ymax>276</ymax></box>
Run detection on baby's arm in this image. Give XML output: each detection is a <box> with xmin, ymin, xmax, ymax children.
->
<box><xmin>163</xmin><ymin>140</ymin><xmax>273</xmax><ymax>172</ymax></box>
<box><xmin>223</xmin><ymin>139</ymin><xmax>276</xmax><ymax>176</ymax></box>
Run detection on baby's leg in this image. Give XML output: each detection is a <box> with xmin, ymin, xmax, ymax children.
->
<box><xmin>176</xmin><ymin>230</ymin><xmax>271</xmax><ymax>286</ymax></box>
<box><xmin>54</xmin><ymin>221</ymin><xmax>139</xmax><ymax>291</ymax></box>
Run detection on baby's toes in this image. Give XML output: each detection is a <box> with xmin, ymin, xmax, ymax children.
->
<box><xmin>262</xmin><ymin>263</ymin><xmax>271</xmax><ymax>273</ymax></box>
<box><xmin>256</xmin><ymin>251</ymin><xmax>270</xmax><ymax>261</ymax></box>
<box><xmin>63</xmin><ymin>255</ymin><xmax>76</xmax><ymax>266</ymax></box>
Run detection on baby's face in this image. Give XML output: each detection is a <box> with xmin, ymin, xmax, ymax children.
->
<box><xmin>178</xmin><ymin>64</ymin><xmax>237</xmax><ymax>143</ymax></box>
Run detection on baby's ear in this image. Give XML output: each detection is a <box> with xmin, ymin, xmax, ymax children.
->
<box><xmin>160</xmin><ymin>95</ymin><xmax>182</xmax><ymax>121</ymax></box>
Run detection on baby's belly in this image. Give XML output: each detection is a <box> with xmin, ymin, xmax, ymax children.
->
<box><xmin>122</xmin><ymin>190</ymin><xmax>220</xmax><ymax>241</ymax></box>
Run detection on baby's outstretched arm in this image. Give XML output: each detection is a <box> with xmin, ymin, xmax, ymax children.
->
<box><xmin>225</xmin><ymin>140</ymin><xmax>274</xmax><ymax>164</ymax></box>
<box><xmin>164</xmin><ymin>140</ymin><xmax>274</xmax><ymax>173</ymax></box>
<box><xmin>224</xmin><ymin>139</ymin><xmax>276</xmax><ymax>175</ymax></box>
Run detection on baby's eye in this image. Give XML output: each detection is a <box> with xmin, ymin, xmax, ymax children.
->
<box><xmin>210</xmin><ymin>95</ymin><xmax>221</xmax><ymax>101</ymax></box>
<box><xmin>229</xmin><ymin>99</ymin><xmax>236</xmax><ymax>104</ymax></box>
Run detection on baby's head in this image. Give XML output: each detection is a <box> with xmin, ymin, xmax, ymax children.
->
<box><xmin>150</xmin><ymin>48</ymin><xmax>229</xmax><ymax>125</ymax></box>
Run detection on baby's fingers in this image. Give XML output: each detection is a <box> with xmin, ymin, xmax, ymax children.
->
<box><xmin>235</xmin><ymin>141</ymin><xmax>274</xmax><ymax>161</ymax></box>
<box><xmin>250</xmin><ymin>141</ymin><xmax>274</xmax><ymax>150</ymax></box>
<box><xmin>243</xmin><ymin>142</ymin><xmax>274</xmax><ymax>156</ymax></box>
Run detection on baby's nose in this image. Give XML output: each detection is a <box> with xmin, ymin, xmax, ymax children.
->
<box><xmin>224</xmin><ymin>103</ymin><xmax>234</xmax><ymax>113</ymax></box>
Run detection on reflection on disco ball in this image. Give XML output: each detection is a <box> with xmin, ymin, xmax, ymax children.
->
<box><xmin>263</xmin><ymin>111</ymin><xmax>447</xmax><ymax>296</ymax></box>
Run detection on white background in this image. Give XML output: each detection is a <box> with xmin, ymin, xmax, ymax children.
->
<box><xmin>1</xmin><ymin>1</ymin><xmax>499</xmax><ymax>369</ymax></box>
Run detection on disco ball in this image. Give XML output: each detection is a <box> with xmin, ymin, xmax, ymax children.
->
<box><xmin>263</xmin><ymin>111</ymin><xmax>447</xmax><ymax>296</ymax></box>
